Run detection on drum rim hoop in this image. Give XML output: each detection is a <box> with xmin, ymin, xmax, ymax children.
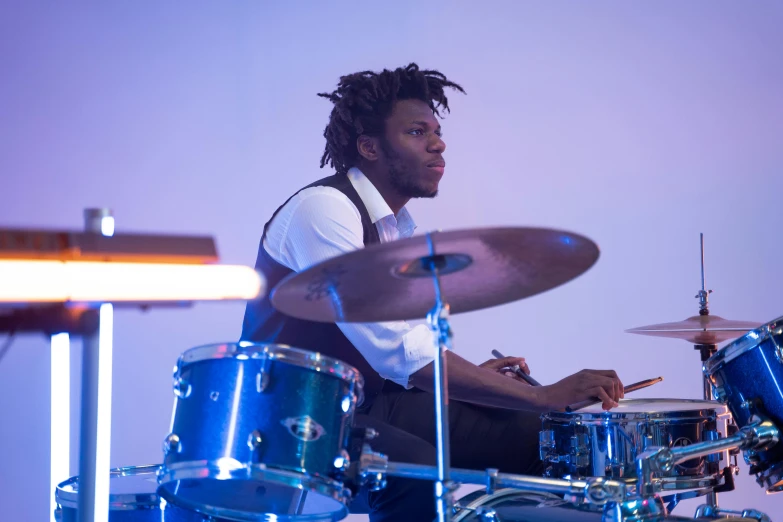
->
<box><xmin>157</xmin><ymin>460</ymin><xmax>348</xmax><ymax>521</ymax></box>
<box><xmin>704</xmin><ymin>317</ymin><xmax>783</xmax><ymax>375</ymax></box>
<box><xmin>178</xmin><ymin>342</ymin><xmax>364</xmax><ymax>387</ymax></box>
<box><xmin>55</xmin><ymin>464</ymin><xmax>162</xmax><ymax>509</ymax></box>
<box><xmin>542</xmin><ymin>398</ymin><xmax>729</xmax><ymax>422</ymax></box>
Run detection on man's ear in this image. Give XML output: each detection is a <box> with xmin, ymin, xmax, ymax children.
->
<box><xmin>357</xmin><ymin>135</ymin><xmax>380</xmax><ymax>162</ymax></box>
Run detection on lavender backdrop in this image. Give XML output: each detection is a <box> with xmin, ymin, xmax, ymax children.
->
<box><xmin>1</xmin><ymin>2</ymin><xmax>782</xmax><ymax>520</ymax></box>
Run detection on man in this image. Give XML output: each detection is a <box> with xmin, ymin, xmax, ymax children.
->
<box><xmin>241</xmin><ymin>63</ymin><xmax>623</xmax><ymax>521</ymax></box>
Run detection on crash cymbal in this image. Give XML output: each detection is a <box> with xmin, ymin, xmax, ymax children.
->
<box><xmin>271</xmin><ymin>227</ymin><xmax>599</xmax><ymax>323</ymax></box>
<box><xmin>626</xmin><ymin>315</ymin><xmax>761</xmax><ymax>344</ymax></box>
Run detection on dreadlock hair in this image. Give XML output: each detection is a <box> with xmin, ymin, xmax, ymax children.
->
<box><xmin>317</xmin><ymin>63</ymin><xmax>465</xmax><ymax>175</ymax></box>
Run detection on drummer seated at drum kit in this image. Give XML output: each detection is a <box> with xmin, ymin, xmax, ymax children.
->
<box><xmin>241</xmin><ymin>63</ymin><xmax>626</xmax><ymax>522</ymax></box>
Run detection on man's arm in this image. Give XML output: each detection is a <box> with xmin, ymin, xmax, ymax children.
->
<box><xmin>270</xmin><ymin>189</ymin><xmax>623</xmax><ymax>411</ymax></box>
<box><xmin>410</xmin><ymin>351</ymin><xmax>623</xmax><ymax>412</ymax></box>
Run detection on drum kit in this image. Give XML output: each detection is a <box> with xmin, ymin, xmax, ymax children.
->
<box><xmin>51</xmin><ymin>227</ymin><xmax>782</xmax><ymax>521</ymax></box>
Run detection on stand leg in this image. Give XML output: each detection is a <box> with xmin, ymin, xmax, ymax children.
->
<box><xmin>424</xmin><ymin>233</ymin><xmax>454</xmax><ymax>522</ymax></box>
<box><xmin>77</xmin><ymin>315</ymin><xmax>100</xmax><ymax>522</ymax></box>
<box><xmin>431</xmin><ymin>314</ymin><xmax>453</xmax><ymax>522</ymax></box>
<box><xmin>697</xmin><ymin>343</ymin><xmax>719</xmax><ymax>511</ymax></box>
<box><xmin>77</xmin><ymin>305</ymin><xmax>113</xmax><ymax>522</ymax></box>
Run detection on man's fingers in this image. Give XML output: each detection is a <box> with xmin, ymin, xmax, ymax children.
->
<box><xmin>481</xmin><ymin>356</ymin><xmax>526</xmax><ymax>371</ymax></box>
<box><xmin>589</xmin><ymin>386</ymin><xmax>617</xmax><ymax>411</ymax></box>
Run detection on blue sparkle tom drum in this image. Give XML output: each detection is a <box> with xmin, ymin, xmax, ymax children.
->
<box><xmin>157</xmin><ymin>343</ymin><xmax>364</xmax><ymax>521</ymax></box>
<box><xmin>704</xmin><ymin>316</ymin><xmax>783</xmax><ymax>492</ymax></box>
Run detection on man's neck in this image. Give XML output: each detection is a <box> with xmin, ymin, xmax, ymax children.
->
<box><xmin>359</xmin><ymin>166</ymin><xmax>409</xmax><ymax>216</ymax></box>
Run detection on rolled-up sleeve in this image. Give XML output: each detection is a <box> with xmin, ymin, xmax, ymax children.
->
<box><xmin>267</xmin><ymin>188</ymin><xmax>436</xmax><ymax>388</ymax></box>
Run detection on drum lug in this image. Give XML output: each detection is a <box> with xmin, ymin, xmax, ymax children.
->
<box><xmin>712</xmin><ymin>384</ymin><xmax>727</xmax><ymax>402</ymax></box>
<box><xmin>774</xmin><ymin>336</ymin><xmax>783</xmax><ymax>364</ymax></box>
<box><xmin>538</xmin><ymin>430</ymin><xmax>557</xmax><ymax>462</ymax></box>
<box><xmin>341</xmin><ymin>394</ymin><xmax>356</xmax><ymax>414</ymax></box>
<box><xmin>255</xmin><ymin>352</ymin><xmax>271</xmax><ymax>392</ymax></box>
<box><xmin>333</xmin><ymin>449</ymin><xmax>350</xmax><ymax>471</ymax></box>
<box><xmin>163</xmin><ymin>433</ymin><xmax>181</xmax><ymax>454</ymax></box>
<box><xmin>247</xmin><ymin>430</ymin><xmax>263</xmax><ymax>451</ymax></box>
<box><xmin>173</xmin><ymin>377</ymin><xmax>191</xmax><ymax>399</ymax></box>
<box><xmin>571</xmin><ymin>433</ymin><xmax>590</xmax><ymax>468</ymax></box>
<box><xmin>485</xmin><ymin>468</ymin><xmax>499</xmax><ymax>494</ymax></box>
<box><xmin>359</xmin><ymin>444</ymin><xmax>388</xmax><ymax>492</ymax></box>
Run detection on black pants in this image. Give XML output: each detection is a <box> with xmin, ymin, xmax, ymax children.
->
<box><xmin>349</xmin><ymin>384</ymin><xmax>544</xmax><ymax>521</ymax></box>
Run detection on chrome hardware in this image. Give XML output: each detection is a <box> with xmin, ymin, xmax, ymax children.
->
<box><xmin>333</xmin><ymin>449</ymin><xmax>350</xmax><ymax>470</ymax></box>
<box><xmin>475</xmin><ymin>507</ymin><xmax>498</xmax><ymax>521</ymax></box>
<box><xmin>163</xmin><ymin>433</ymin><xmax>181</xmax><ymax>454</ymax></box>
<box><xmin>604</xmin><ymin>494</ymin><xmax>666</xmax><ymax>522</ymax></box>
<box><xmin>584</xmin><ymin>477</ymin><xmax>625</xmax><ymax>505</ymax></box>
<box><xmin>254</xmin><ymin>351</ymin><xmax>270</xmax><ymax>392</ymax></box>
<box><xmin>173</xmin><ymin>377</ymin><xmax>191</xmax><ymax>399</ymax></box>
<box><xmin>340</xmin><ymin>394</ymin><xmax>354</xmax><ymax>414</ymax></box>
<box><xmin>247</xmin><ymin>430</ymin><xmax>263</xmax><ymax>450</ymax></box>
<box><xmin>209</xmin><ymin>391</ymin><xmax>219</xmax><ymax>401</ymax></box>
<box><xmin>695</xmin><ymin>504</ymin><xmax>771</xmax><ymax>522</ymax></box>
<box><xmin>364</xmin><ymin>427</ymin><xmax>378</xmax><ymax>440</ymax></box>
<box><xmin>712</xmin><ymin>384</ymin><xmax>727</xmax><ymax>402</ymax></box>
<box><xmin>359</xmin><ymin>444</ymin><xmax>388</xmax><ymax>492</ymax></box>
<box><xmin>703</xmin><ymin>430</ymin><xmax>720</xmax><ymax>462</ymax></box>
<box><xmin>539</xmin><ymin>430</ymin><xmax>556</xmax><ymax>462</ymax></box>
<box><xmin>485</xmin><ymin>468</ymin><xmax>499</xmax><ymax>494</ymax></box>
<box><xmin>571</xmin><ymin>433</ymin><xmax>590</xmax><ymax>468</ymax></box>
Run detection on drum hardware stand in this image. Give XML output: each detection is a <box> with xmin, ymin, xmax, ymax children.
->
<box><xmin>361</xmin><ymin>460</ymin><xmax>628</xmax><ymax>507</ymax></box>
<box><xmin>694</xmin><ymin>232</ymin><xmax>742</xmax><ymax>511</ymax></box>
<box><xmin>423</xmin><ymin>232</ymin><xmax>458</xmax><ymax>522</ymax></box>
<box><xmin>695</xmin><ymin>233</ymin><xmax>717</xmax><ymax>402</ymax></box>
<box><xmin>631</xmin><ymin>419</ymin><xmax>778</xmax><ymax>522</ymax></box>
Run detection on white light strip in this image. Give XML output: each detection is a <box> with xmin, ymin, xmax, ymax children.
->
<box><xmin>50</xmin><ymin>333</ymin><xmax>70</xmax><ymax>522</ymax></box>
<box><xmin>93</xmin><ymin>303</ymin><xmax>113</xmax><ymax>522</ymax></box>
<box><xmin>0</xmin><ymin>261</ymin><xmax>264</xmax><ymax>303</ymax></box>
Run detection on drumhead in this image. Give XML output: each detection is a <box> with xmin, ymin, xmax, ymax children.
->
<box><xmin>178</xmin><ymin>343</ymin><xmax>363</xmax><ymax>385</ymax></box>
<box><xmin>545</xmin><ymin>398</ymin><xmax>728</xmax><ymax>422</ymax></box>
<box><xmin>56</xmin><ymin>465</ymin><xmax>161</xmax><ymax>509</ymax></box>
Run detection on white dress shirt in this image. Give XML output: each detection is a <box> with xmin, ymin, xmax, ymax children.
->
<box><xmin>263</xmin><ymin>167</ymin><xmax>436</xmax><ymax>388</ymax></box>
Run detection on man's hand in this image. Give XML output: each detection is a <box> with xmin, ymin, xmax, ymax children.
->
<box><xmin>479</xmin><ymin>356</ymin><xmax>531</xmax><ymax>385</ymax></box>
<box><xmin>539</xmin><ymin>369</ymin><xmax>624</xmax><ymax>411</ymax></box>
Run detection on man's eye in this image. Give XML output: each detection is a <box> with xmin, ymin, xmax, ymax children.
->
<box><xmin>408</xmin><ymin>129</ymin><xmax>424</xmax><ymax>135</ymax></box>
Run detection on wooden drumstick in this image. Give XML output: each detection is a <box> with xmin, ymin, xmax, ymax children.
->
<box><xmin>565</xmin><ymin>376</ymin><xmax>664</xmax><ymax>413</ymax></box>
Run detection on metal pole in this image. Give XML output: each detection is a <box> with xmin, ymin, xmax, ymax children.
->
<box><xmin>425</xmin><ymin>233</ymin><xmax>454</xmax><ymax>522</ymax></box>
<box><xmin>695</xmin><ymin>232</ymin><xmax>719</xmax><ymax>510</ymax></box>
<box><xmin>50</xmin><ymin>332</ymin><xmax>70</xmax><ymax>522</ymax></box>
<box><xmin>77</xmin><ymin>209</ymin><xmax>114</xmax><ymax>522</ymax></box>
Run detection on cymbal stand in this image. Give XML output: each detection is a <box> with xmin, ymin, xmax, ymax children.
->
<box><xmin>694</xmin><ymin>233</ymin><xmax>717</xmax><ymax>401</ymax></box>
<box><xmin>423</xmin><ymin>232</ymin><xmax>456</xmax><ymax>522</ymax></box>
<box><xmin>693</xmin><ymin>233</ymin><xmax>736</xmax><ymax>511</ymax></box>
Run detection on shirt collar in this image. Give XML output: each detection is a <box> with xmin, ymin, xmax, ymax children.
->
<box><xmin>346</xmin><ymin>167</ymin><xmax>416</xmax><ymax>234</ymax></box>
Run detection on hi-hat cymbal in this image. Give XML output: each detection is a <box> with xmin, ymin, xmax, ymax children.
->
<box><xmin>271</xmin><ymin>227</ymin><xmax>599</xmax><ymax>323</ymax></box>
<box><xmin>626</xmin><ymin>315</ymin><xmax>761</xmax><ymax>344</ymax></box>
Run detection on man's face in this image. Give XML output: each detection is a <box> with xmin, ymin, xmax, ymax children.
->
<box><xmin>379</xmin><ymin>99</ymin><xmax>447</xmax><ymax>199</ymax></box>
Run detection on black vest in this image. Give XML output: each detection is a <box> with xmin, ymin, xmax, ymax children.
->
<box><xmin>240</xmin><ymin>174</ymin><xmax>388</xmax><ymax>409</ymax></box>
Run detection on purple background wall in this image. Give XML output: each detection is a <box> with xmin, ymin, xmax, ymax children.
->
<box><xmin>1</xmin><ymin>2</ymin><xmax>781</xmax><ymax>520</ymax></box>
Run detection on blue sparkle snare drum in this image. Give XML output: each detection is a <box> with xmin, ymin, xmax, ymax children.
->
<box><xmin>157</xmin><ymin>343</ymin><xmax>364</xmax><ymax>521</ymax></box>
<box><xmin>55</xmin><ymin>465</ymin><xmax>225</xmax><ymax>522</ymax></box>
<box><xmin>704</xmin><ymin>316</ymin><xmax>783</xmax><ymax>492</ymax></box>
